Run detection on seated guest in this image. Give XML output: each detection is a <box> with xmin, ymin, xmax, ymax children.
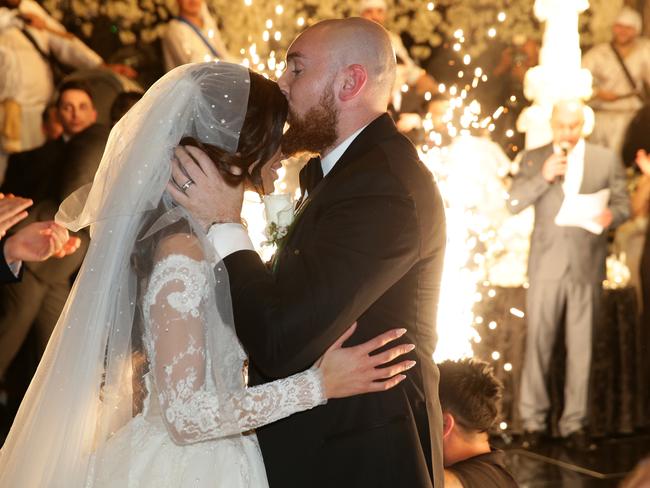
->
<box><xmin>109</xmin><ymin>91</ymin><xmax>142</xmax><ymax>126</ymax></box>
<box><xmin>2</xmin><ymin>105</ymin><xmax>65</xmax><ymax>201</ymax></box>
<box><xmin>41</xmin><ymin>103</ymin><xmax>63</xmax><ymax>141</ymax></box>
<box><xmin>438</xmin><ymin>358</ymin><xmax>518</xmax><ymax>488</ymax></box>
<box><xmin>0</xmin><ymin>80</ymin><xmax>109</xmax><ymax>383</ymax></box>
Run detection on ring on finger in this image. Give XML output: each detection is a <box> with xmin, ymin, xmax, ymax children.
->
<box><xmin>181</xmin><ymin>179</ymin><xmax>194</xmax><ymax>191</ymax></box>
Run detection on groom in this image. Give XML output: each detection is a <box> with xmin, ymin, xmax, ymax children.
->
<box><xmin>175</xmin><ymin>18</ymin><xmax>446</xmax><ymax>487</ymax></box>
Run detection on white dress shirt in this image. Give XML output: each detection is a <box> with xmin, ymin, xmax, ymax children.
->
<box><xmin>208</xmin><ymin>125</ymin><xmax>368</xmax><ymax>259</ymax></box>
<box><xmin>162</xmin><ymin>5</ymin><xmax>235</xmax><ymax>72</ymax></box>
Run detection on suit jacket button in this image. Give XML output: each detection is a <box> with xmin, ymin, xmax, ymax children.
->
<box><xmin>293</xmin><ymin>249</ymin><xmax>300</xmax><ymax>255</ymax></box>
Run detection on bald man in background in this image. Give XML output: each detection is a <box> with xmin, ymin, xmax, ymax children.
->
<box><xmin>173</xmin><ymin>18</ymin><xmax>446</xmax><ymax>488</ymax></box>
<box><xmin>508</xmin><ymin>100</ymin><xmax>629</xmax><ymax>450</ymax></box>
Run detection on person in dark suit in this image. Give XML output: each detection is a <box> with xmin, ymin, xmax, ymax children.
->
<box><xmin>170</xmin><ymin>18</ymin><xmax>446</xmax><ymax>488</ymax></box>
<box><xmin>507</xmin><ymin>100</ymin><xmax>630</xmax><ymax>450</ymax></box>
<box><xmin>0</xmin><ymin>81</ymin><xmax>108</xmax><ymax>378</ymax></box>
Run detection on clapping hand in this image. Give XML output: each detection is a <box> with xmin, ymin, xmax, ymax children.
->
<box><xmin>4</xmin><ymin>221</ymin><xmax>81</xmax><ymax>265</ymax></box>
<box><xmin>0</xmin><ymin>194</ymin><xmax>33</xmax><ymax>237</ymax></box>
<box><xmin>318</xmin><ymin>323</ymin><xmax>417</xmax><ymax>399</ymax></box>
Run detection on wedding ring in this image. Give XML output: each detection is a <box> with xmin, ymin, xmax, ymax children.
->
<box><xmin>181</xmin><ymin>179</ymin><xmax>194</xmax><ymax>191</ymax></box>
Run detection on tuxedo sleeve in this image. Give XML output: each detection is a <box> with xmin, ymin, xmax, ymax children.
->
<box><xmin>224</xmin><ymin>171</ymin><xmax>420</xmax><ymax>378</ymax></box>
<box><xmin>0</xmin><ymin>239</ymin><xmax>22</xmax><ymax>284</ymax></box>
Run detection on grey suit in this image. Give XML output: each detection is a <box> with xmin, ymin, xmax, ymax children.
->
<box><xmin>508</xmin><ymin>141</ymin><xmax>630</xmax><ymax>436</ymax></box>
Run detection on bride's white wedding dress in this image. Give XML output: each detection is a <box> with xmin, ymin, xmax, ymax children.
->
<box><xmin>0</xmin><ymin>62</ymin><xmax>318</xmax><ymax>487</ymax></box>
<box><xmin>89</xmin><ymin>252</ymin><xmax>325</xmax><ymax>487</ymax></box>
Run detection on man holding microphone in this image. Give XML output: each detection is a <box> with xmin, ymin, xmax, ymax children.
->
<box><xmin>507</xmin><ymin>99</ymin><xmax>630</xmax><ymax>451</ymax></box>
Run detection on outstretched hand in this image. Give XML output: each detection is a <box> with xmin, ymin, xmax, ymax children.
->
<box><xmin>318</xmin><ymin>323</ymin><xmax>416</xmax><ymax>399</ymax></box>
<box><xmin>167</xmin><ymin>145</ymin><xmax>244</xmax><ymax>231</ymax></box>
<box><xmin>0</xmin><ymin>194</ymin><xmax>33</xmax><ymax>237</ymax></box>
<box><xmin>4</xmin><ymin>221</ymin><xmax>81</xmax><ymax>264</ymax></box>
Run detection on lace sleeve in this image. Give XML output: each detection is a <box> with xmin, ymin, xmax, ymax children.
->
<box><xmin>142</xmin><ymin>235</ymin><xmax>326</xmax><ymax>445</ymax></box>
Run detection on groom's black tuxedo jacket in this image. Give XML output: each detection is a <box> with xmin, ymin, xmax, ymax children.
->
<box><xmin>224</xmin><ymin>114</ymin><xmax>446</xmax><ymax>487</ymax></box>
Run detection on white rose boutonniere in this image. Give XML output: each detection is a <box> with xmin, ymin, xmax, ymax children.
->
<box><xmin>262</xmin><ymin>193</ymin><xmax>294</xmax><ymax>247</ymax></box>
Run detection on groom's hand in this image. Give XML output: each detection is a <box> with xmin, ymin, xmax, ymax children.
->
<box><xmin>167</xmin><ymin>145</ymin><xmax>244</xmax><ymax>230</ymax></box>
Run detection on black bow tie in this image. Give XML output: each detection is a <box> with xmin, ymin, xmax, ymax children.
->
<box><xmin>299</xmin><ymin>156</ymin><xmax>323</xmax><ymax>196</ymax></box>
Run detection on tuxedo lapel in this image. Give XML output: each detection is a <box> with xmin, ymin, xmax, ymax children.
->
<box><xmin>326</xmin><ymin>113</ymin><xmax>399</xmax><ymax>181</ymax></box>
<box><xmin>275</xmin><ymin>114</ymin><xmax>400</xmax><ymax>272</ymax></box>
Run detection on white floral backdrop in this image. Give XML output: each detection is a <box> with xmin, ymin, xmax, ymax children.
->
<box><xmin>40</xmin><ymin>0</ymin><xmax>628</xmax><ymax>66</ymax></box>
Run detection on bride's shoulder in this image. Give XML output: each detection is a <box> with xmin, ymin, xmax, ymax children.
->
<box><xmin>155</xmin><ymin>232</ymin><xmax>204</xmax><ymax>262</ymax></box>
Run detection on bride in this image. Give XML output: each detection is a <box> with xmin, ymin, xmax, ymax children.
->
<box><xmin>0</xmin><ymin>62</ymin><xmax>415</xmax><ymax>487</ymax></box>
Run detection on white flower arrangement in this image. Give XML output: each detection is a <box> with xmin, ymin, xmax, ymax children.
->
<box><xmin>38</xmin><ymin>0</ymin><xmax>624</xmax><ymax>67</ymax></box>
<box><xmin>262</xmin><ymin>193</ymin><xmax>294</xmax><ymax>248</ymax></box>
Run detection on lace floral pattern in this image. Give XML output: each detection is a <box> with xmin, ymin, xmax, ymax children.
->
<box><xmin>142</xmin><ymin>252</ymin><xmax>326</xmax><ymax>445</ymax></box>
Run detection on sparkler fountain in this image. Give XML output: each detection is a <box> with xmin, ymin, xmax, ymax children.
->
<box><xmin>517</xmin><ymin>0</ymin><xmax>594</xmax><ymax>148</ymax></box>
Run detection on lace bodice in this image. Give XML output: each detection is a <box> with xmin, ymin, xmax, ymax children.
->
<box><xmin>142</xmin><ymin>242</ymin><xmax>326</xmax><ymax>446</ymax></box>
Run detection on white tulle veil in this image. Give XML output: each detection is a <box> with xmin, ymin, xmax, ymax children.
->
<box><xmin>0</xmin><ymin>62</ymin><xmax>252</xmax><ymax>487</ymax></box>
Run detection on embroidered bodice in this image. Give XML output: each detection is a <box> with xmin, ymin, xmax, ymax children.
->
<box><xmin>141</xmin><ymin>251</ymin><xmax>326</xmax><ymax>445</ymax></box>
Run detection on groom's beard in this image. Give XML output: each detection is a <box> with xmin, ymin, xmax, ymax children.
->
<box><xmin>280</xmin><ymin>86</ymin><xmax>339</xmax><ymax>157</ymax></box>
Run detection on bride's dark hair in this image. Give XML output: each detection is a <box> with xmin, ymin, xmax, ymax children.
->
<box><xmin>180</xmin><ymin>70</ymin><xmax>288</xmax><ymax>191</ymax></box>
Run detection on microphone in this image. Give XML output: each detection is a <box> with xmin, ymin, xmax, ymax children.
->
<box><xmin>559</xmin><ymin>141</ymin><xmax>570</xmax><ymax>157</ymax></box>
<box><xmin>556</xmin><ymin>141</ymin><xmax>570</xmax><ymax>183</ymax></box>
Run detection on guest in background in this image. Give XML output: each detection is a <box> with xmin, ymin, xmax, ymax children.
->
<box><xmin>507</xmin><ymin>100</ymin><xmax>630</xmax><ymax>451</ymax></box>
<box><xmin>1</xmin><ymin>105</ymin><xmax>65</xmax><ymax>204</ymax></box>
<box><xmin>162</xmin><ymin>0</ymin><xmax>235</xmax><ymax>72</ymax></box>
<box><xmin>0</xmin><ymin>81</ymin><xmax>109</xmax><ymax>384</ymax></box>
<box><xmin>634</xmin><ymin>150</ymin><xmax>650</xmax><ymax>330</ymax></box>
<box><xmin>109</xmin><ymin>91</ymin><xmax>142</xmax><ymax>126</ymax></box>
<box><xmin>614</xmin><ymin>105</ymin><xmax>650</xmax><ymax>310</ymax></box>
<box><xmin>0</xmin><ymin>0</ymin><xmax>134</xmax><ymax>180</ymax></box>
<box><xmin>438</xmin><ymin>358</ymin><xmax>518</xmax><ymax>488</ymax></box>
<box><xmin>41</xmin><ymin>103</ymin><xmax>62</xmax><ymax>141</ymax></box>
<box><xmin>583</xmin><ymin>7</ymin><xmax>650</xmax><ymax>155</ymax></box>
<box><xmin>359</xmin><ymin>0</ymin><xmax>436</xmax><ymax>113</ymax></box>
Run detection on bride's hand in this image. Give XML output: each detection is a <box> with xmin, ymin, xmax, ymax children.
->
<box><xmin>318</xmin><ymin>323</ymin><xmax>416</xmax><ymax>399</ymax></box>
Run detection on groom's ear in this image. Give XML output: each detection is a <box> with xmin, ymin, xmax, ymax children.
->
<box><xmin>338</xmin><ymin>64</ymin><xmax>367</xmax><ymax>102</ymax></box>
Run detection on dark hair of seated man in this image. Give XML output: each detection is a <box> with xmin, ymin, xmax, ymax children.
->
<box><xmin>110</xmin><ymin>91</ymin><xmax>143</xmax><ymax>126</ymax></box>
<box><xmin>56</xmin><ymin>80</ymin><xmax>95</xmax><ymax>107</ymax></box>
<box><xmin>438</xmin><ymin>358</ymin><xmax>518</xmax><ymax>488</ymax></box>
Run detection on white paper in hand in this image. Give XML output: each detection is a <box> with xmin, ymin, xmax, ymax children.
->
<box><xmin>554</xmin><ymin>188</ymin><xmax>610</xmax><ymax>234</ymax></box>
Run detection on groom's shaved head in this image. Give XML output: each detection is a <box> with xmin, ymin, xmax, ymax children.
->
<box><xmin>307</xmin><ymin>18</ymin><xmax>396</xmax><ymax>104</ymax></box>
<box><xmin>278</xmin><ymin>17</ymin><xmax>396</xmax><ymax>156</ymax></box>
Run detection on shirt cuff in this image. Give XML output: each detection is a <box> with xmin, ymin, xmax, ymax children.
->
<box><xmin>7</xmin><ymin>260</ymin><xmax>21</xmax><ymax>277</ymax></box>
<box><xmin>207</xmin><ymin>223</ymin><xmax>254</xmax><ymax>259</ymax></box>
